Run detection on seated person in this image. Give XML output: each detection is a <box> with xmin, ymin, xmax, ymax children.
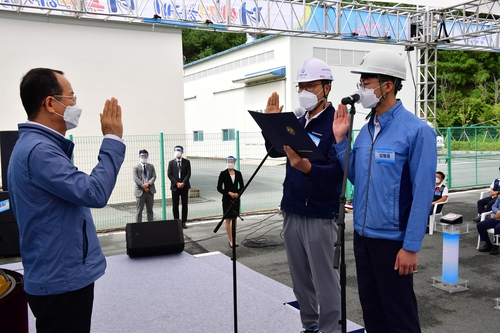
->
<box><xmin>430</xmin><ymin>171</ymin><xmax>448</xmax><ymax>215</ymax></box>
<box><xmin>477</xmin><ymin>196</ymin><xmax>500</xmax><ymax>255</ymax></box>
<box><xmin>473</xmin><ymin>170</ymin><xmax>500</xmax><ymax>222</ymax></box>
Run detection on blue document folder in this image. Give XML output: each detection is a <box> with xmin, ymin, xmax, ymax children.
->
<box><xmin>249</xmin><ymin>110</ymin><xmax>325</xmax><ymax>161</ymax></box>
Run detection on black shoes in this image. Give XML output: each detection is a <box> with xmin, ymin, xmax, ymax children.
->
<box><xmin>478</xmin><ymin>243</ymin><xmax>493</xmax><ymax>252</ymax></box>
<box><xmin>229</xmin><ymin>243</ymin><xmax>239</xmax><ymax>248</ymax></box>
<box><xmin>478</xmin><ymin>243</ymin><xmax>499</xmax><ymax>254</ymax></box>
<box><xmin>182</xmin><ymin>222</ymin><xmax>187</xmax><ymax>229</ymax></box>
<box><xmin>473</xmin><ymin>216</ymin><xmax>481</xmax><ymax>222</ymax></box>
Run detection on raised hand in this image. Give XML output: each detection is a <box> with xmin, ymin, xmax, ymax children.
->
<box><xmin>100</xmin><ymin>97</ymin><xmax>123</xmax><ymax>138</ymax></box>
<box><xmin>333</xmin><ymin>103</ymin><xmax>350</xmax><ymax>143</ymax></box>
<box><xmin>265</xmin><ymin>92</ymin><xmax>284</xmax><ymax>114</ymax></box>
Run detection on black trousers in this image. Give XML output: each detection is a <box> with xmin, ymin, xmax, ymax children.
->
<box><xmin>25</xmin><ymin>282</ymin><xmax>94</xmax><ymax>333</ymax></box>
<box><xmin>477</xmin><ymin>196</ymin><xmax>495</xmax><ymax>214</ymax></box>
<box><xmin>172</xmin><ymin>188</ymin><xmax>189</xmax><ymax>222</ymax></box>
<box><xmin>354</xmin><ymin>232</ymin><xmax>421</xmax><ymax>333</ymax></box>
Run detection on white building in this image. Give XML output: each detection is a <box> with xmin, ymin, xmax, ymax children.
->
<box><xmin>0</xmin><ymin>11</ymin><xmax>186</xmax><ymax>205</ymax></box>
<box><xmin>0</xmin><ymin>11</ymin><xmax>185</xmax><ymax>137</ymax></box>
<box><xmin>183</xmin><ymin>35</ymin><xmax>418</xmax><ymax>158</ymax></box>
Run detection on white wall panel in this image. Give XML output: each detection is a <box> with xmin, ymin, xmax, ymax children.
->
<box><xmin>0</xmin><ymin>12</ymin><xmax>184</xmax><ymax>136</ymax></box>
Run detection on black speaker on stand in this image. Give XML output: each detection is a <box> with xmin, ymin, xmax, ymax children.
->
<box><xmin>126</xmin><ymin>219</ymin><xmax>185</xmax><ymax>257</ymax></box>
<box><xmin>0</xmin><ymin>130</ymin><xmax>18</xmax><ymax>192</ymax></box>
<box><xmin>0</xmin><ymin>131</ymin><xmax>20</xmax><ymax>256</ymax></box>
<box><xmin>0</xmin><ymin>191</ymin><xmax>20</xmax><ymax>256</ymax></box>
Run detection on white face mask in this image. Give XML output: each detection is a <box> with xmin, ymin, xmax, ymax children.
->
<box><xmin>53</xmin><ymin>99</ymin><xmax>82</xmax><ymax>130</ymax></box>
<box><xmin>227</xmin><ymin>163</ymin><xmax>235</xmax><ymax>169</ymax></box>
<box><xmin>298</xmin><ymin>89</ymin><xmax>324</xmax><ymax>111</ymax></box>
<box><xmin>140</xmin><ymin>158</ymin><xmax>148</xmax><ymax>164</ymax></box>
<box><xmin>174</xmin><ymin>151</ymin><xmax>182</xmax><ymax>158</ymax></box>
<box><xmin>436</xmin><ymin>177</ymin><xmax>441</xmax><ymax>184</ymax></box>
<box><xmin>358</xmin><ymin>88</ymin><xmax>380</xmax><ymax>109</ymax></box>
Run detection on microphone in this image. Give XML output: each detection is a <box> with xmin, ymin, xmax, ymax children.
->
<box><xmin>341</xmin><ymin>93</ymin><xmax>361</xmax><ymax>105</ymax></box>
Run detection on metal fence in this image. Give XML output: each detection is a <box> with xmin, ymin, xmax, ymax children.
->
<box><xmin>72</xmin><ymin>126</ymin><xmax>500</xmax><ymax>230</ymax></box>
<box><xmin>71</xmin><ymin>132</ymin><xmax>286</xmax><ymax>230</ymax></box>
<box><xmin>437</xmin><ymin>126</ymin><xmax>500</xmax><ymax>189</ymax></box>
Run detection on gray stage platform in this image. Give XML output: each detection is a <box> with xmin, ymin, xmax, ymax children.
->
<box><xmin>3</xmin><ymin>252</ymin><xmax>364</xmax><ymax>333</ymax></box>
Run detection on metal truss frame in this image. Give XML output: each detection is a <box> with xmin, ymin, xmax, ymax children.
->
<box><xmin>417</xmin><ymin>47</ymin><xmax>438</xmax><ymax>128</ymax></box>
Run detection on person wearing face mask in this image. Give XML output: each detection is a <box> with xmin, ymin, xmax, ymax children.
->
<box><xmin>264</xmin><ymin>58</ymin><xmax>344</xmax><ymax>333</ymax></box>
<box><xmin>167</xmin><ymin>145</ymin><xmax>191</xmax><ymax>229</ymax></box>
<box><xmin>216</xmin><ymin>156</ymin><xmax>245</xmax><ymax>248</ymax></box>
<box><xmin>7</xmin><ymin>68</ymin><xmax>125</xmax><ymax>333</ymax></box>
<box><xmin>430</xmin><ymin>171</ymin><xmax>448</xmax><ymax>215</ymax></box>
<box><xmin>333</xmin><ymin>49</ymin><xmax>437</xmax><ymax>333</ymax></box>
<box><xmin>133</xmin><ymin>149</ymin><xmax>157</xmax><ymax>222</ymax></box>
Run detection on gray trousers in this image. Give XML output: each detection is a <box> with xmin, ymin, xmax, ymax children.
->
<box><xmin>136</xmin><ymin>192</ymin><xmax>154</xmax><ymax>222</ymax></box>
<box><xmin>283</xmin><ymin>211</ymin><xmax>341</xmax><ymax>333</ymax></box>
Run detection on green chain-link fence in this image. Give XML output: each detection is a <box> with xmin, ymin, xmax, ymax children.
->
<box><xmin>68</xmin><ymin>126</ymin><xmax>500</xmax><ymax>230</ymax></box>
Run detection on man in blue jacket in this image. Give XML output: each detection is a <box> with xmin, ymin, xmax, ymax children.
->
<box><xmin>264</xmin><ymin>58</ymin><xmax>343</xmax><ymax>333</ymax></box>
<box><xmin>333</xmin><ymin>49</ymin><xmax>437</xmax><ymax>333</ymax></box>
<box><xmin>7</xmin><ymin>68</ymin><xmax>125</xmax><ymax>333</ymax></box>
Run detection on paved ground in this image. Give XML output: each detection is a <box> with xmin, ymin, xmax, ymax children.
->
<box><xmin>2</xmin><ymin>188</ymin><xmax>499</xmax><ymax>332</ymax></box>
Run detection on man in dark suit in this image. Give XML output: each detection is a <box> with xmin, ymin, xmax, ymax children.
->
<box><xmin>167</xmin><ymin>145</ymin><xmax>191</xmax><ymax>229</ymax></box>
<box><xmin>133</xmin><ymin>149</ymin><xmax>157</xmax><ymax>222</ymax></box>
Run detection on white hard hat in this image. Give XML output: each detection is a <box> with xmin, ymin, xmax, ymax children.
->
<box><xmin>295</xmin><ymin>58</ymin><xmax>334</xmax><ymax>83</ymax></box>
<box><xmin>351</xmin><ymin>49</ymin><xmax>406</xmax><ymax>80</ymax></box>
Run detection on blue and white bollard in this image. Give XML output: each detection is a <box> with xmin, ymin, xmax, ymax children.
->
<box><xmin>432</xmin><ymin>213</ymin><xmax>469</xmax><ymax>293</ymax></box>
<box><xmin>442</xmin><ymin>225</ymin><xmax>460</xmax><ymax>284</ymax></box>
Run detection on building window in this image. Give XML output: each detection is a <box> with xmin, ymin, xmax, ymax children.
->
<box><xmin>313</xmin><ymin>47</ymin><xmax>369</xmax><ymax>67</ymax></box>
<box><xmin>222</xmin><ymin>129</ymin><xmax>235</xmax><ymax>141</ymax></box>
<box><xmin>193</xmin><ymin>130</ymin><xmax>204</xmax><ymax>142</ymax></box>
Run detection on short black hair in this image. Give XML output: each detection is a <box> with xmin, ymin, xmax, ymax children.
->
<box><xmin>436</xmin><ymin>171</ymin><xmax>445</xmax><ymax>180</ymax></box>
<box><xmin>20</xmin><ymin>68</ymin><xmax>64</xmax><ymax>120</ymax></box>
<box><xmin>139</xmin><ymin>149</ymin><xmax>149</xmax><ymax>155</ymax></box>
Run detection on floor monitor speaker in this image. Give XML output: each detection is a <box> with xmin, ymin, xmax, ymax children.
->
<box><xmin>126</xmin><ymin>220</ymin><xmax>184</xmax><ymax>257</ymax></box>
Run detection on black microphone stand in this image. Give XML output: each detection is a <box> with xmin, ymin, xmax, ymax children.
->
<box><xmin>213</xmin><ymin>146</ymin><xmax>273</xmax><ymax>333</ymax></box>
<box><xmin>334</xmin><ymin>102</ymin><xmax>356</xmax><ymax>333</ymax></box>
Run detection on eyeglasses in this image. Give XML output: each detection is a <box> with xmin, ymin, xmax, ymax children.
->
<box><xmin>356</xmin><ymin>80</ymin><xmax>386</xmax><ymax>90</ymax></box>
<box><xmin>295</xmin><ymin>83</ymin><xmax>322</xmax><ymax>92</ymax></box>
<box><xmin>53</xmin><ymin>95</ymin><xmax>77</xmax><ymax>103</ymax></box>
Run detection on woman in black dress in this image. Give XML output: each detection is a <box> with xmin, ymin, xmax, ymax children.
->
<box><xmin>217</xmin><ymin>156</ymin><xmax>245</xmax><ymax>248</ymax></box>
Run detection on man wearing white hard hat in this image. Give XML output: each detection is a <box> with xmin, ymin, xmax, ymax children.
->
<box><xmin>265</xmin><ymin>58</ymin><xmax>343</xmax><ymax>333</ymax></box>
<box><xmin>333</xmin><ymin>49</ymin><xmax>437</xmax><ymax>332</ymax></box>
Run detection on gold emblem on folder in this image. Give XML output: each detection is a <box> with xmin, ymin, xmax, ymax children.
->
<box><xmin>286</xmin><ymin>126</ymin><xmax>295</xmax><ymax>135</ymax></box>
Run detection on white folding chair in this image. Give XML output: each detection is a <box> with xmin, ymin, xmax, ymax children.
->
<box><xmin>429</xmin><ymin>198</ymin><xmax>448</xmax><ymax>235</ymax></box>
<box><xmin>480</xmin><ymin>190</ymin><xmax>491</xmax><ymax>200</ymax></box>
<box><xmin>476</xmin><ymin>211</ymin><xmax>500</xmax><ymax>249</ymax></box>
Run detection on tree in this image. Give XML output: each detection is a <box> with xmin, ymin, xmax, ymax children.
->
<box><xmin>437</xmin><ymin>50</ymin><xmax>500</xmax><ymax>127</ymax></box>
<box><xmin>182</xmin><ymin>29</ymin><xmax>248</xmax><ymax>64</ymax></box>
